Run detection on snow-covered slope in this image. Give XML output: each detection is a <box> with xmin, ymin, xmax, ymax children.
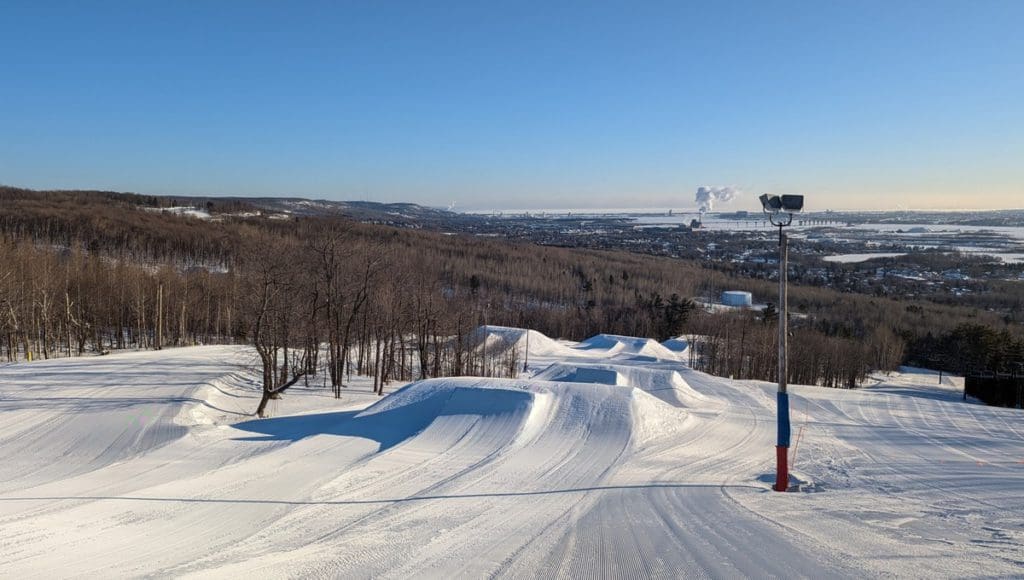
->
<box><xmin>0</xmin><ymin>334</ymin><xmax>1021</xmax><ymax>578</ymax></box>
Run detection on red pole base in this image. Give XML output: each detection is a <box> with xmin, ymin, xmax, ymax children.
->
<box><xmin>774</xmin><ymin>445</ymin><xmax>789</xmax><ymax>492</ymax></box>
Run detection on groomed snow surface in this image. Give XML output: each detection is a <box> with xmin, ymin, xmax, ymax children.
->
<box><xmin>1</xmin><ymin>329</ymin><xmax>1022</xmax><ymax>578</ymax></box>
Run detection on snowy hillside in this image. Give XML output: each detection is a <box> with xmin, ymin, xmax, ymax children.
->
<box><xmin>0</xmin><ymin>334</ymin><xmax>1021</xmax><ymax>577</ymax></box>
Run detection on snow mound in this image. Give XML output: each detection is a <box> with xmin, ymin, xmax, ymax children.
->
<box><xmin>356</xmin><ymin>376</ymin><xmax>687</xmax><ymax>453</ymax></box>
<box><xmin>468</xmin><ymin>325</ymin><xmax>577</xmax><ymax>358</ymax></box>
<box><xmin>533</xmin><ymin>362</ymin><xmax>718</xmax><ymax>409</ymax></box>
<box><xmin>576</xmin><ymin>334</ymin><xmax>681</xmax><ymax>361</ymax></box>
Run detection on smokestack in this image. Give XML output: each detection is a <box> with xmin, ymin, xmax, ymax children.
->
<box><xmin>695</xmin><ymin>186</ymin><xmax>740</xmax><ymax>213</ymax></box>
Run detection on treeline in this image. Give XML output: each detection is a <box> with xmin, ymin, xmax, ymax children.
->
<box><xmin>907</xmin><ymin>324</ymin><xmax>1024</xmax><ymax>375</ymax></box>
<box><xmin>684</xmin><ymin>307</ymin><xmax>904</xmax><ymax>388</ymax></box>
<box><xmin>0</xmin><ymin>239</ymin><xmax>242</xmax><ymax>359</ymax></box>
<box><xmin>3</xmin><ymin>188</ymin><xmax>1023</xmax><ymax>408</ymax></box>
<box><xmin>0</xmin><ymin>185</ymin><xmax>257</xmax><ymax>266</ymax></box>
<box><xmin>0</xmin><ymin>185</ymin><xmax>255</xmax><ymax>214</ymax></box>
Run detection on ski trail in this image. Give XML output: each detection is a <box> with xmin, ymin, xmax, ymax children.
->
<box><xmin>0</xmin><ymin>336</ymin><xmax>1021</xmax><ymax>578</ymax></box>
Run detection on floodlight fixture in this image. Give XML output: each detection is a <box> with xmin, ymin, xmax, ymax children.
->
<box><xmin>759</xmin><ymin>194</ymin><xmax>783</xmax><ymax>213</ymax></box>
<box><xmin>780</xmin><ymin>194</ymin><xmax>804</xmax><ymax>213</ymax></box>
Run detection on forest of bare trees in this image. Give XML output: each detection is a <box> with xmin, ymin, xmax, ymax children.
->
<box><xmin>684</xmin><ymin>308</ymin><xmax>905</xmax><ymax>388</ymax></box>
<box><xmin>3</xmin><ymin>188</ymin><xmax>1021</xmax><ymax>414</ymax></box>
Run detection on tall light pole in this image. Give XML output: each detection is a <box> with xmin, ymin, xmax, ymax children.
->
<box><xmin>759</xmin><ymin>193</ymin><xmax>804</xmax><ymax>492</ymax></box>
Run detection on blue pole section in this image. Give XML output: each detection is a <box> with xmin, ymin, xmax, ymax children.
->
<box><xmin>777</xmin><ymin>391</ymin><xmax>790</xmax><ymax>447</ymax></box>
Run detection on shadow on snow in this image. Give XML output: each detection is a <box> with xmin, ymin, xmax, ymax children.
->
<box><xmin>231</xmin><ymin>386</ymin><xmax>533</xmax><ymax>452</ymax></box>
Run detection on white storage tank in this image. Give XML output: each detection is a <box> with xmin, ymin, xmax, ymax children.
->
<box><xmin>721</xmin><ymin>291</ymin><xmax>753</xmax><ymax>307</ymax></box>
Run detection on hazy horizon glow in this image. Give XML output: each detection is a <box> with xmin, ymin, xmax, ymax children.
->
<box><xmin>2</xmin><ymin>1</ymin><xmax>1022</xmax><ymax>211</ymax></box>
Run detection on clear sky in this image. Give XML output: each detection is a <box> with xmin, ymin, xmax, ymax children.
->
<box><xmin>2</xmin><ymin>1</ymin><xmax>1022</xmax><ymax>211</ymax></box>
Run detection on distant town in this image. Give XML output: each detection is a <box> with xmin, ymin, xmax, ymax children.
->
<box><xmin>426</xmin><ymin>209</ymin><xmax>1024</xmax><ymax>308</ymax></box>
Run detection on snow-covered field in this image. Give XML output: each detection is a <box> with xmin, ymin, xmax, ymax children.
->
<box><xmin>145</xmin><ymin>206</ymin><xmax>213</xmax><ymax>220</ymax></box>
<box><xmin>1</xmin><ymin>331</ymin><xmax>1022</xmax><ymax>578</ymax></box>
<box><xmin>823</xmin><ymin>252</ymin><xmax>908</xmax><ymax>263</ymax></box>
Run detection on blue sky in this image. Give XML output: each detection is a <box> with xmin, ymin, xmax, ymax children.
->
<box><xmin>2</xmin><ymin>0</ymin><xmax>1022</xmax><ymax>211</ymax></box>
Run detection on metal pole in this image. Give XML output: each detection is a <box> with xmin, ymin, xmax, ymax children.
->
<box><xmin>523</xmin><ymin>329</ymin><xmax>530</xmax><ymax>373</ymax></box>
<box><xmin>775</xmin><ymin>229</ymin><xmax>791</xmax><ymax>492</ymax></box>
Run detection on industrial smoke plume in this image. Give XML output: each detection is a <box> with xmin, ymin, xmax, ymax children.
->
<box><xmin>695</xmin><ymin>186</ymin><xmax>740</xmax><ymax>213</ymax></box>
